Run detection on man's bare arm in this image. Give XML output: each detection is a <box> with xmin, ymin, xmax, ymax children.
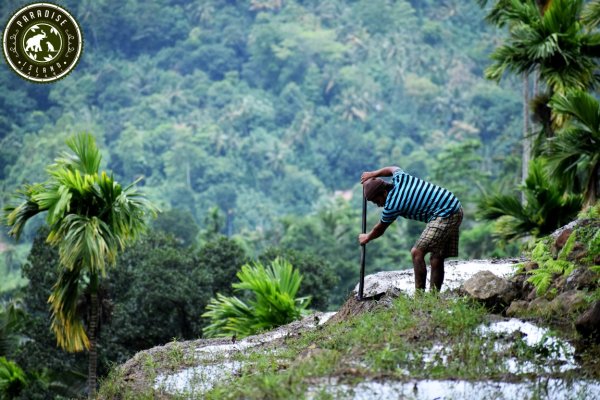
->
<box><xmin>360</xmin><ymin>166</ymin><xmax>400</xmax><ymax>183</ymax></box>
<box><xmin>358</xmin><ymin>221</ymin><xmax>390</xmax><ymax>245</ymax></box>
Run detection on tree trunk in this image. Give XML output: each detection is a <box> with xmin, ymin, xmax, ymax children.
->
<box><xmin>88</xmin><ymin>274</ymin><xmax>99</xmax><ymax>398</ymax></box>
<box><xmin>522</xmin><ymin>73</ymin><xmax>531</xmax><ymax>203</ymax></box>
<box><xmin>585</xmin><ymin>161</ymin><xmax>599</xmax><ymax>207</ymax></box>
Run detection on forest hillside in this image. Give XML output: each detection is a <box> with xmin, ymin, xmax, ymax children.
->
<box><xmin>4</xmin><ymin>0</ymin><xmax>599</xmax><ymax>399</ymax></box>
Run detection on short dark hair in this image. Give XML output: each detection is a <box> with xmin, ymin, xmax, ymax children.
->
<box><xmin>363</xmin><ymin>178</ymin><xmax>387</xmax><ymax>201</ymax></box>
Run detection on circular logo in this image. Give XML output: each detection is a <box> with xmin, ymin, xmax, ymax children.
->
<box><xmin>2</xmin><ymin>3</ymin><xmax>83</xmax><ymax>83</ymax></box>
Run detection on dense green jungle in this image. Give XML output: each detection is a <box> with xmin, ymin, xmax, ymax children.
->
<box><xmin>0</xmin><ymin>0</ymin><xmax>522</xmax><ymax>291</ymax></box>
<box><xmin>1</xmin><ymin>0</ymin><xmax>598</xmax><ymax>398</ymax></box>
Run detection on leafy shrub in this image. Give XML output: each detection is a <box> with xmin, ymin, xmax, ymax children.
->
<box><xmin>478</xmin><ymin>158</ymin><xmax>582</xmax><ymax>241</ymax></box>
<box><xmin>202</xmin><ymin>258</ymin><xmax>311</xmax><ymax>338</ymax></box>
<box><xmin>0</xmin><ymin>357</ymin><xmax>27</xmax><ymax>398</ymax></box>
<box><xmin>259</xmin><ymin>247</ymin><xmax>338</xmax><ymax>311</ymax></box>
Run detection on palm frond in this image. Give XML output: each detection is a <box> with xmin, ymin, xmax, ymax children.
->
<box><xmin>202</xmin><ymin>294</ymin><xmax>255</xmax><ymax>338</ymax></box>
<box><xmin>95</xmin><ymin>172</ymin><xmax>158</xmax><ymax>247</ymax></box>
<box><xmin>4</xmin><ymin>184</ymin><xmax>49</xmax><ymax>240</ymax></box>
<box><xmin>485</xmin><ymin>0</ymin><xmax>597</xmax><ymax>95</ymax></box>
<box><xmin>32</xmin><ymin>183</ymin><xmax>74</xmax><ymax>227</ymax></box>
<box><xmin>550</xmin><ymin>91</ymin><xmax>600</xmax><ymax>129</ymax></box>
<box><xmin>48</xmin><ymin>268</ymin><xmax>90</xmax><ymax>352</ymax></box>
<box><xmin>484</xmin><ymin>0</ymin><xmax>539</xmax><ymax>28</ymax></box>
<box><xmin>50</xmin><ymin>215</ymin><xmax>119</xmax><ymax>275</ymax></box>
<box><xmin>477</xmin><ymin>159</ymin><xmax>582</xmax><ymax>241</ymax></box>
<box><xmin>546</xmin><ymin>90</ymin><xmax>600</xmax><ymax>202</ymax></box>
<box><xmin>477</xmin><ymin>193</ymin><xmax>527</xmax><ymax>221</ymax></box>
<box><xmin>582</xmin><ymin>0</ymin><xmax>600</xmax><ymax>28</ymax></box>
<box><xmin>0</xmin><ymin>356</ymin><xmax>28</xmax><ymax>394</ymax></box>
<box><xmin>204</xmin><ymin>259</ymin><xmax>310</xmax><ymax>339</ymax></box>
<box><xmin>53</xmin><ymin>133</ymin><xmax>101</xmax><ymax>175</ymax></box>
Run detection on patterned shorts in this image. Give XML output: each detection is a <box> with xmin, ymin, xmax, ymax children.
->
<box><xmin>415</xmin><ymin>208</ymin><xmax>463</xmax><ymax>258</ymax></box>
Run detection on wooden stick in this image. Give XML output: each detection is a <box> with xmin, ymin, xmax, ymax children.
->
<box><xmin>358</xmin><ymin>185</ymin><xmax>367</xmax><ymax>300</ymax></box>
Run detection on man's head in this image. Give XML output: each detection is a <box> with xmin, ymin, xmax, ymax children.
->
<box><xmin>363</xmin><ymin>178</ymin><xmax>389</xmax><ymax>207</ymax></box>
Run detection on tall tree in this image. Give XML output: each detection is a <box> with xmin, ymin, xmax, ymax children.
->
<box><xmin>4</xmin><ymin>133</ymin><xmax>156</xmax><ymax>397</ymax></box>
<box><xmin>478</xmin><ymin>0</ymin><xmax>600</xmax><ymax>178</ymax></box>
<box><xmin>485</xmin><ymin>0</ymin><xmax>600</xmax><ymax>96</ymax></box>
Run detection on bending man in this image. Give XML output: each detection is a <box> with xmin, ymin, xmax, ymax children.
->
<box><xmin>358</xmin><ymin>166</ymin><xmax>463</xmax><ymax>291</ymax></box>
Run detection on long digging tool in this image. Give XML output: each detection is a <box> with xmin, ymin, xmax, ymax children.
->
<box><xmin>358</xmin><ymin>185</ymin><xmax>367</xmax><ymax>300</ymax></box>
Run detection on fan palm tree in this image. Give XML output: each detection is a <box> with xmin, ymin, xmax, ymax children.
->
<box><xmin>546</xmin><ymin>90</ymin><xmax>600</xmax><ymax>206</ymax></box>
<box><xmin>4</xmin><ymin>133</ymin><xmax>156</xmax><ymax>397</ymax></box>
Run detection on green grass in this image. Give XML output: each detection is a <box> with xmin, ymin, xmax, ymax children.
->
<box><xmin>202</xmin><ymin>294</ymin><xmax>496</xmax><ymax>399</ymax></box>
<box><xmin>99</xmin><ymin>292</ymin><xmax>593</xmax><ymax>399</ymax></box>
<box><xmin>97</xmin><ymin>365</ymin><xmax>155</xmax><ymax>400</ymax></box>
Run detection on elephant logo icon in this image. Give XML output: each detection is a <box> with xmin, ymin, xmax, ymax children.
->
<box><xmin>2</xmin><ymin>3</ymin><xmax>83</xmax><ymax>83</ymax></box>
<box><xmin>25</xmin><ymin>30</ymin><xmax>46</xmax><ymax>52</ymax></box>
<box><xmin>22</xmin><ymin>24</ymin><xmax>62</xmax><ymax>63</ymax></box>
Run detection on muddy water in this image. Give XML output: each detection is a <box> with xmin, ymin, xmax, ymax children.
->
<box><xmin>309</xmin><ymin>378</ymin><xmax>600</xmax><ymax>399</ymax></box>
<box><xmin>153</xmin><ymin>260</ymin><xmax>600</xmax><ymax>399</ymax></box>
<box><xmin>477</xmin><ymin>319</ymin><xmax>578</xmax><ymax>374</ymax></box>
<box><xmin>153</xmin><ymin>311</ymin><xmax>336</xmax><ymax>394</ymax></box>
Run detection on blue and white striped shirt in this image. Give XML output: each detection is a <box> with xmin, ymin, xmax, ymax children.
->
<box><xmin>381</xmin><ymin>169</ymin><xmax>461</xmax><ymax>224</ymax></box>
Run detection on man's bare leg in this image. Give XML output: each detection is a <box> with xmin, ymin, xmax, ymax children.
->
<box><xmin>430</xmin><ymin>255</ymin><xmax>445</xmax><ymax>292</ymax></box>
<box><xmin>411</xmin><ymin>247</ymin><xmax>427</xmax><ymax>290</ymax></box>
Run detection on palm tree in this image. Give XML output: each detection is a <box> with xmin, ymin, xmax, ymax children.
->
<box><xmin>478</xmin><ymin>0</ymin><xmax>600</xmax><ymax>178</ymax></box>
<box><xmin>477</xmin><ymin>0</ymin><xmax>546</xmax><ymax>181</ymax></box>
<box><xmin>485</xmin><ymin>0</ymin><xmax>600</xmax><ymax>96</ymax></box>
<box><xmin>4</xmin><ymin>133</ymin><xmax>156</xmax><ymax>397</ymax></box>
<box><xmin>546</xmin><ymin>90</ymin><xmax>600</xmax><ymax>206</ymax></box>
